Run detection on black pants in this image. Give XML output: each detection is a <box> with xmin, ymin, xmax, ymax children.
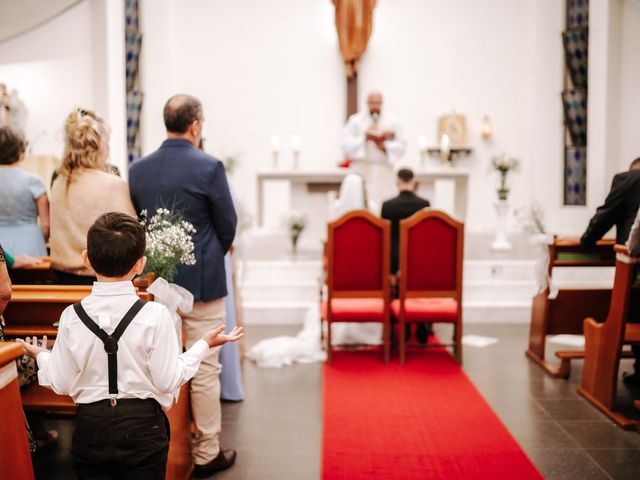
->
<box><xmin>72</xmin><ymin>399</ymin><xmax>170</xmax><ymax>480</ymax></box>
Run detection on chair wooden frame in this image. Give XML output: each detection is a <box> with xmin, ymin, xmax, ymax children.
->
<box><xmin>324</xmin><ymin>210</ymin><xmax>391</xmax><ymax>364</ymax></box>
<box><xmin>526</xmin><ymin>237</ymin><xmax>617</xmax><ymax>378</ymax></box>
<box><xmin>395</xmin><ymin>209</ymin><xmax>464</xmax><ymax>365</ymax></box>
<box><xmin>577</xmin><ymin>245</ymin><xmax>640</xmax><ymax>429</ymax></box>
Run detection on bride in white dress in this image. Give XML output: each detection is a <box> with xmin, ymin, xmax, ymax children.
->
<box><xmin>327</xmin><ymin>174</ymin><xmax>383</xmax><ymax>347</ymax></box>
<box><xmin>247</xmin><ymin>174</ymin><xmax>383</xmax><ymax>368</ymax></box>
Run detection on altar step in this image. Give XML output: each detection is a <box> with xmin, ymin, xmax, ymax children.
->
<box><xmin>239</xmin><ymin>258</ymin><xmax>539</xmax><ymax>325</ymax></box>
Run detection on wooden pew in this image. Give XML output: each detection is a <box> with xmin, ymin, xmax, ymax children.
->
<box><xmin>577</xmin><ymin>245</ymin><xmax>640</xmax><ymax>430</ymax></box>
<box><xmin>526</xmin><ymin>238</ymin><xmax>617</xmax><ymax>378</ymax></box>
<box><xmin>2</xmin><ymin>285</ymin><xmax>92</xmax><ymax>339</ymax></box>
<box><xmin>0</xmin><ymin>342</ymin><xmax>35</xmax><ymax>479</ymax></box>
<box><xmin>8</xmin><ymin>258</ymin><xmax>57</xmax><ymax>285</ymax></box>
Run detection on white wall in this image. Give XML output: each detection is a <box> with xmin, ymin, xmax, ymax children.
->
<box><xmin>3</xmin><ymin>0</ymin><xmax>638</xmax><ymax>237</ymax></box>
<box><xmin>0</xmin><ymin>0</ymin><xmax>127</xmax><ymax>176</ymax></box>
<box><xmin>138</xmin><ymin>0</ymin><xmax>590</xmax><ymax>235</ymax></box>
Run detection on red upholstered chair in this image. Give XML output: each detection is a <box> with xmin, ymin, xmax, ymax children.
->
<box><xmin>321</xmin><ymin>210</ymin><xmax>391</xmax><ymax>364</ymax></box>
<box><xmin>390</xmin><ymin>209</ymin><xmax>464</xmax><ymax>365</ymax></box>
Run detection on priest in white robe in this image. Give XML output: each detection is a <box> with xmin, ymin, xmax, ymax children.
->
<box><xmin>341</xmin><ymin>90</ymin><xmax>406</xmax><ymax>210</ymax></box>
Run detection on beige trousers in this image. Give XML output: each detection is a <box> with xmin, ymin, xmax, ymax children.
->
<box><xmin>181</xmin><ymin>298</ymin><xmax>225</xmax><ymax>464</ymax></box>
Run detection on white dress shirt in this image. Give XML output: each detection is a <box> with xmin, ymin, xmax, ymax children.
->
<box><xmin>341</xmin><ymin>111</ymin><xmax>407</xmax><ymax>166</ymax></box>
<box><xmin>36</xmin><ymin>281</ymin><xmax>210</xmax><ymax>410</ymax></box>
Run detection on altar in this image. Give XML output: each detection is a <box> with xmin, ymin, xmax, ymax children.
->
<box><xmin>256</xmin><ymin>168</ymin><xmax>469</xmax><ymax>249</ymax></box>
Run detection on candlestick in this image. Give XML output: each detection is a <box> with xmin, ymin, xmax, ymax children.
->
<box><xmin>440</xmin><ymin>134</ymin><xmax>450</xmax><ymax>163</ymax></box>
<box><xmin>417</xmin><ymin>135</ymin><xmax>428</xmax><ymax>168</ymax></box>
<box><xmin>270</xmin><ymin>135</ymin><xmax>280</xmax><ymax>169</ymax></box>
<box><xmin>291</xmin><ymin>134</ymin><xmax>301</xmax><ymax>169</ymax></box>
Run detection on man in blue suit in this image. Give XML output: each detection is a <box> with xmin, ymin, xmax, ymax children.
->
<box><xmin>129</xmin><ymin>94</ymin><xmax>237</xmax><ymax>478</ymax></box>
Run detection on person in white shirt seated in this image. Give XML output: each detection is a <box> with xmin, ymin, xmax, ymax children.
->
<box><xmin>19</xmin><ymin>212</ymin><xmax>243</xmax><ymax>480</ymax></box>
<box><xmin>340</xmin><ymin>90</ymin><xmax>407</xmax><ymax>211</ymax></box>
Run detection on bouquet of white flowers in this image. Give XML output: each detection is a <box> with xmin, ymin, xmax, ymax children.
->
<box><xmin>140</xmin><ymin>208</ymin><xmax>196</xmax><ymax>282</ymax></box>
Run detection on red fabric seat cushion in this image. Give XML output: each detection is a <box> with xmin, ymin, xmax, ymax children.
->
<box><xmin>321</xmin><ymin>298</ymin><xmax>385</xmax><ymax>322</ymax></box>
<box><xmin>390</xmin><ymin>297</ymin><xmax>458</xmax><ymax>323</ymax></box>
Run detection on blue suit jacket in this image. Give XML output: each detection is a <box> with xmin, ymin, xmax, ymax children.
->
<box><xmin>129</xmin><ymin>138</ymin><xmax>237</xmax><ymax>301</ymax></box>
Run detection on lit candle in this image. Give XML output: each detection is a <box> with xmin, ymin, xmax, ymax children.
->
<box><xmin>440</xmin><ymin>134</ymin><xmax>450</xmax><ymax>159</ymax></box>
<box><xmin>270</xmin><ymin>135</ymin><xmax>280</xmax><ymax>153</ymax></box>
<box><xmin>481</xmin><ymin>115</ymin><xmax>493</xmax><ymax>139</ymax></box>
<box><xmin>291</xmin><ymin>134</ymin><xmax>301</xmax><ymax>169</ymax></box>
<box><xmin>417</xmin><ymin>135</ymin><xmax>428</xmax><ymax>168</ymax></box>
<box><xmin>291</xmin><ymin>134</ymin><xmax>301</xmax><ymax>154</ymax></box>
<box><xmin>417</xmin><ymin>135</ymin><xmax>428</xmax><ymax>153</ymax></box>
<box><xmin>270</xmin><ymin>135</ymin><xmax>280</xmax><ymax>169</ymax></box>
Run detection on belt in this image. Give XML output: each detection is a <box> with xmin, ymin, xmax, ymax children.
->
<box><xmin>78</xmin><ymin>397</ymin><xmax>159</xmax><ymax>410</ymax></box>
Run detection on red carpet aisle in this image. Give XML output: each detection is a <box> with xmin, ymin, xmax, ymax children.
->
<box><xmin>322</xmin><ymin>350</ymin><xmax>542</xmax><ymax>480</ymax></box>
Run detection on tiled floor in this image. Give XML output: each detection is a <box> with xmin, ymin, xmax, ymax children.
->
<box><xmin>461</xmin><ymin>324</ymin><xmax>640</xmax><ymax>480</ymax></box>
<box><xmin>32</xmin><ymin>324</ymin><xmax>640</xmax><ymax>479</ymax></box>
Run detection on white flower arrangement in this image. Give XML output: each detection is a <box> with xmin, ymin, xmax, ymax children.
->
<box><xmin>140</xmin><ymin>208</ymin><xmax>196</xmax><ymax>282</ymax></box>
<box><xmin>287</xmin><ymin>210</ymin><xmax>307</xmax><ymax>255</ymax></box>
<box><xmin>514</xmin><ymin>202</ymin><xmax>547</xmax><ymax>235</ymax></box>
<box><xmin>491</xmin><ymin>154</ymin><xmax>520</xmax><ymax>200</ymax></box>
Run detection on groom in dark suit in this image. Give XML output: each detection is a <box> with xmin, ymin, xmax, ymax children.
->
<box><xmin>129</xmin><ymin>94</ymin><xmax>237</xmax><ymax>477</ymax></box>
<box><xmin>381</xmin><ymin>168</ymin><xmax>431</xmax><ymax>343</ymax></box>
<box><xmin>581</xmin><ymin>156</ymin><xmax>640</xmax><ymax>386</ymax></box>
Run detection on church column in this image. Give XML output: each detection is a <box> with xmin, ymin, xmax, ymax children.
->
<box><xmin>587</xmin><ymin>0</ymin><xmax>622</xmax><ymax>209</ymax></box>
<box><xmin>91</xmin><ymin>0</ymin><xmax>127</xmax><ymax>178</ymax></box>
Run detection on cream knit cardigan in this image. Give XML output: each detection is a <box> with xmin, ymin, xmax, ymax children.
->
<box><xmin>49</xmin><ymin>169</ymin><xmax>137</xmax><ymax>276</ymax></box>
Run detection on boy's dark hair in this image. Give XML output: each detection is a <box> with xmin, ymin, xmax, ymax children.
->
<box><xmin>397</xmin><ymin>168</ymin><xmax>415</xmax><ymax>183</ymax></box>
<box><xmin>87</xmin><ymin>212</ymin><xmax>146</xmax><ymax>277</ymax></box>
<box><xmin>0</xmin><ymin>126</ymin><xmax>26</xmax><ymax>165</ymax></box>
<box><xmin>163</xmin><ymin>94</ymin><xmax>203</xmax><ymax>133</ymax></box>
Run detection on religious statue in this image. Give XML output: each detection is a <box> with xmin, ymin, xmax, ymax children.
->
<box><xmin>0</xmin><ymin>83</ymin><xmax>27</xmax><ymax>131</ymax></box>
<box><xmin>437</xmin><ymin>112</ymin><xmax>466</xmax><ymax>146</ymax></box>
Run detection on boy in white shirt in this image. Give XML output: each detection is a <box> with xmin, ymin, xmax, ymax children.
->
<box><xmin>19</xmin><ymin>212</ymin><xmax>243</xmax><ymax>479</ymax></box>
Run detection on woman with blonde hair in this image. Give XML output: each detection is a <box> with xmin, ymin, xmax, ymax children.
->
<box><xmin>49</xmin><ymin>108</ymin><xmax>136</xmax><ymax>284</ymax></box>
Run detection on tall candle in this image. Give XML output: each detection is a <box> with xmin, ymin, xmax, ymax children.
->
<box><xmin>417</xmin><ymin>135</ymin><xmax>428</xmax><ymax>153</ymax></box>
<box><xmin>291</xmin><ymin>134</ymin><xmax>301</xmax><ymax>153</ymax></box>
<box><xmin>270</xmin><ymin>135</ymin><xmax>280</xmax><ymax>153</ymax></box>
<box><xmin>440</xmin><ymin>134</ymin><xmax>450</xmax><ymax>157</ymax></box>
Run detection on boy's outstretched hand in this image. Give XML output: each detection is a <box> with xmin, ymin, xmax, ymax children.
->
<box><xmin>202</xmin><ymin>326</ymin><xmax>244</xmax><ymax>348</ymax></box>
<box><xmin>16</xmin><ymin>335</ymin><xmax>49</xmax><ymax>358</ymax></box>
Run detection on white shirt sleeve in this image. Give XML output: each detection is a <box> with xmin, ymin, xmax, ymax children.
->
<box><xmin>341</xmin><ymin>114</ymin><xmax>366</xmax><ymax>160</ymax></box>
<box><xmin>36</xmin><ymin>309</ymin><xmax>80</xmax><ymax>395</ymax></box>
<box><xmin>147</xmin><ymin>307</ymin><xmax>209</xmax><ymax>394</ymax></box>
<box><xmin>384</xmin><ymin>116</ymin><xmax>407</xmax><ymax>166</ymax></box>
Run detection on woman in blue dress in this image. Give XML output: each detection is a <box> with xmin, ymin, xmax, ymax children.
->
<box><xmin>0</xmin><ymin>127</ymin><xmax>49</xmax><ymax>256</ymax></box>
<box><xmin>219</xmin><ymin>239</ymin><xmax>244</xmax><ymax>401</ymax></box>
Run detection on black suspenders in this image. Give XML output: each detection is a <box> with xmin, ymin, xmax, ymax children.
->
<box><xmin>73</xmin><ymin>300</ymin><xmax>146</xmax><ymax>405</ymax></box>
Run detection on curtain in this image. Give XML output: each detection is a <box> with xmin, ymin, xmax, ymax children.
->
<box><xmin>562</xmin><ymin>28</ymin><xmax>588</xmax><ymax>90</ymax></box>
<box><xmin>125</xmin><ymin>0</ymin><xmax>142</xmax><ymax>164</ymax></box>
<box><xmin>332</xmin><ymin>0</ymin><xmax>376</xmax><ymax>78</ymax></box>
